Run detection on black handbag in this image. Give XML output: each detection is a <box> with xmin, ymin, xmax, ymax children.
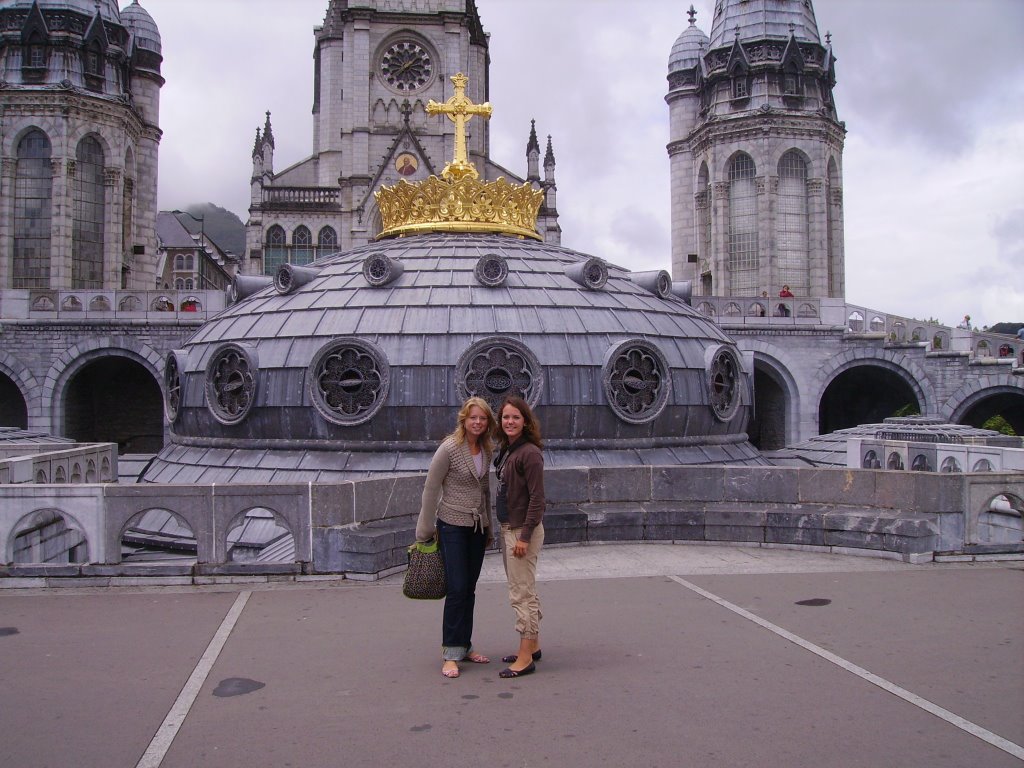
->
<box><xmin>403</xmin><ymin>539</ymin><xmax>447</xmax><ymax>600</ymax></box>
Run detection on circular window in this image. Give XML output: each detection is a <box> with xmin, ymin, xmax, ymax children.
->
<box><xmin>363</xmin><ymin>253</ymin><xmax>402</xmax><ymax>286</ymax></box>
<box><xmin>603</xmin><ymin>340</ymin><xmax>671</xmax><ymax>423</ymax></box>
<box><xmin>457</xmin><ymin>337</ymin><xmax>543</xmax><ymax>413</ymax></box>
<box><xmin>475</xmin><ymin>254</ymin><xmax>508</xmax><ymax>287</ymax></box>
<box><xmin>164</xmin><ymin>350</ymin><xmax>184</xmax><ymax>422</ymax></box>
<box><xmin>205</xmin><ymin>344</ymin><xmax>257</xmax><ymax>425</ymax></box>
<box><xmin>707</xmin><ymin>346</ymin><xmax>741</xmax><ymax>421</ymax></box>
<box><xmin>310</xmin><ymin>339</ymin><xmax>390</xmax><ymax>426</ymax></box>
<box><xmin>379</xmin><ymin>40</ymin><xmax>434</xmax><ymax>93</ymax></box>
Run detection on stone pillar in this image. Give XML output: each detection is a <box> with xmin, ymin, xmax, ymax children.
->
<box><xmin>51</xmin><ymin>158</ymin><xmax>74</xmax><ymax>288</ymax></box>
<box><xmin>104</xmin><ymin>167</ymin><xmax>121</xmax><ymax>289</ymax></box>
<box><xmin>712</xmin><ymin>180</ymin><xmax>730</xmax><ymax>295</ymax></box>
<box><xmin>829</xmin><ymin>185</ymin><xmax>845</xmax><ymax>297</ymax></box>
<box><xmin>0</xmin><ymin>157</ymin><xmax>16</xmax><ymax>288</ymax></box>
<box><xmin>806</xmin><ymin>177</ymin><xmax>827</xmax><ymax>296</ymax></box>
<box><xmin>755</xmin><ymin>174</ymin><xmax>769</xmax><ymax>297</ymax></box>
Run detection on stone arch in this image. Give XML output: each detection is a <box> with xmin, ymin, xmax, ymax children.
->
<box><xmin>968</xmin><ymin>488</ymin><xmax>1023</xmax><ymax>546</ymax></box>
<box><xmin>813</xmin><ymin>351</ymin><xmax>935</xmax><ymax>434</ymax></box>
<box><xmin>118</xmin><ymin>508</ymin><xmax>197</xmax><ymax>564</ymax></box>
<box><xmin>42</xmin><ymin>337</ymin><xmax>163</xmax><ymax>442</ymax></box>
<box><xmin>770</xmin><ymin>145</ymin><xmax>815</xmax><ymax>177</ymax></box>
<box><xmin>736</xmin><ymin>340</ymin><xmax>801</xmax><ymax>450</ymax></box>
<box><xmin>224</xmin><ymin>506</ymin><xmax>296</xmax><ymax>564</ymax></box>
<box><xmin>3</xmin><ymin>122</ymin><xmax>54</xmax><ymax>157</ymax></box>
<box><xmin>0</xmin><ymin>351</ymin><xmax>41</xmax><ymax>428</ymax></box>
<box><xmin>8</xmin><ymin>508</ymin><xmax>89</xmax><ymax>564</ymax></box>
<box><xmin>946</xmin><ymin>380</ymin><xmax>1024</xmax><ymax>435</ymax></box>
<box><xmin>66</xmin><ymin>125</ymin><xmax>115</xmax><ymax>159</ymax></box>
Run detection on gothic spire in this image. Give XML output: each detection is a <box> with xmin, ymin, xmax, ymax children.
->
<box><xmin>252</xmin><ymin>127</ymin><xmax>262</xmax><ymax>158</ymax></box>
<box><xmin>263</xmin><ymin>111</ymin><xmax>275</xmax><ymax>149</ymax></box>
<box><xmin>544</xmin><ymin>135</ymin><xmax>555</xmax><ymax>167</ymax></box>
<box><xmin>527</xmin><ymin>118</ymin><xmax>540</xmax><ymax>156</ymax></box>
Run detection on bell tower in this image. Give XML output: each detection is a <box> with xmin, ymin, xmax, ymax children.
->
<box><xmin>666</xmin><ymin>0</ymin><xmax>846</xmax><ymax>299</ymax></box>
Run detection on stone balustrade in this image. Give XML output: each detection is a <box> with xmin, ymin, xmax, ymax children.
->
<box><xmin>1</xmin><ymin>466</ymin><xmax>1020</xmax><ymax>585</ymax></box>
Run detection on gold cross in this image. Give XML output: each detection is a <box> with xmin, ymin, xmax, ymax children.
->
<box><xmin>427</xmin><ymin>73</ymin><xmax>492</xmax><ymax>180</ymax></box>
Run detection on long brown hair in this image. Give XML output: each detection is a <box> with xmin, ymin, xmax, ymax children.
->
<box><xmin>495</xmin><ymin>396</ymin><xmax>543</xmax><ymax>449</ymax></box>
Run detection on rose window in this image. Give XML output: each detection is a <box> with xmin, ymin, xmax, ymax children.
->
<box><xmin>708</xmin><ymin>346</ymin><xmax>741</xmax><ymax>421</ymax></box>
<box><xmin>457</xmin><ymin>337</ymin><xmax>542</xmax><ymax>412</ymax></box>
<box><xmin>310</xmin><ymin>340</ymin><xmax>390</xmax><ymax>425</ymax></box>
<box><xmin>475</xmin><ymin>254</ymin><xmax>508</xmax><ymax>286</ymax></box>
<box><xmin>205</xmin><ymin>345</ymin><xmax>257</xmax><ymax>424</ymax></box>
<box><xmin>604</xmin><ymin>341</ymin><xmax>670</xmax><ymax>423</ymax></box>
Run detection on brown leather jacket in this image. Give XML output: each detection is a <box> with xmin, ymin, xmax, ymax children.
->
<box><xmin>499</xmin><ymin>440</ymin><xmax>545</xmax><ymax>542</ymax></box>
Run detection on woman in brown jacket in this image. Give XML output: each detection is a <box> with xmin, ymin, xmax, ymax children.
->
<box><xmin>493</xmin><ymin>395</ymin><xmax>545</xmax><ymax>678</ymax></box>
<box><xmin>416</xmin><ymin>397</ymin><xmax>496</xmax><ymax>678</ymax></box>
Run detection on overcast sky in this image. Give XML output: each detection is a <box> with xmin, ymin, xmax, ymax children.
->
<box><xmin>143</xmin><ymin>0</ymin><xmax>1024</xmax><ymax>330</ymax></box>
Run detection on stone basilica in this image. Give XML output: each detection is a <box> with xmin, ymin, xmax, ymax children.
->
<box><xmin>0</xmin><ymin>0</ymin><xmax>1021</xmax><ymax>462</ymax></box>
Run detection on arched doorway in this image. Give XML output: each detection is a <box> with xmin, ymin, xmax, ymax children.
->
<box><xmin>954</xmin><ymin>388</ymin><xmax>1024</xmax><ymax>436</ymax></box>
<box><xmin>749</xmin><ymin>363</ymin><xmax>787</xmax><ymax>450</ymax></box>
<box><xmin>63</xmin><ymin>357</ymin><xmax>163</xmax><ymax>453</ymax></box>
<box><xmin>819</xmin><ymin>364</ymin><xmax>920</xmax><ymax>435</ymax></box>
<box><xmin>0</xmin><ymin>373</ymin><xmax>28</xmax><ymax>428</ymax></box>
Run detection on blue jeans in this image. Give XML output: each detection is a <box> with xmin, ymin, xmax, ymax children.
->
<box><xmin>436</xmin><ymin>519</ymin><xmax>487</xmax><ymax>660</ymax></box>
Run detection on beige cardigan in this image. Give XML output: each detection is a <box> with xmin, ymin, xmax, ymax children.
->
<box><xmin>415</xmin><ymin>435</ymin><xmax>493</xmax><ymax>542</ymax></box>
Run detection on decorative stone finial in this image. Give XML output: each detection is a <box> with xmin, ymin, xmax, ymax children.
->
<box><xmin>687</xmin><ymin>4</ymin><xmax>697</xmax><ymax>25</ymax></box>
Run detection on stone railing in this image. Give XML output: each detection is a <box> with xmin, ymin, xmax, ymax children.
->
<box><xmin>262</xmin><ymin>186</ymin><xmax>340</xmax><ymax>209</ymax></box>
<box><xmin>0</xmin><ymin>443</ymin><xmax>117</xmax><ymax>485</ymax></box>
<box><xmin>0</xmin><ymin>289</ymin><xmax>226</xmax><ymax>321</ymax></box>
<box><xmin>693</xmin><ymin>296</ymin><xmax>1024</xmax><ymax>365</ymax></box>
<box><xmin>1</xmin><ymin>466</ymin><xmax>1020</xmax><ymax>585</ymax></box>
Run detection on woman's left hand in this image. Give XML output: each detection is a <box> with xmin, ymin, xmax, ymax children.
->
<box><xmin>512</xmin><ymin>539</ymin><xmax>528</xmax><ymax>558</ymax></box>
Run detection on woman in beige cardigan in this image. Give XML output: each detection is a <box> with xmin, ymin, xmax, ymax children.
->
<box><xmin>416</xmin><ymin>396</ymin><xmax>496</xmax><ymax>679</ymax></box>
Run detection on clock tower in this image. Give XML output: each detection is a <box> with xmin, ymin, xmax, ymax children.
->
<box><xmin>246</xmin><ymin>0</ymin><xmax>561</xmax><ymax>275</ymax></box>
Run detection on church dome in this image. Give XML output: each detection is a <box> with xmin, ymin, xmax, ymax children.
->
<box><xmin>144</xmin><ymin>233</ymin><xmax>761</xmax><ymax>484</ymax></box>
<box><xmin>120</xmin><ymin>0</ymin><xmax>161</xmax><ymax>55</ymax></box>
<box><xmin>708</xmin><ymin>0</ymin><xmax>821</xmax><ymax>49</ymax></box>
<box><xmin>668</xmin><ymin>20</ymin><xmax>709</xmax><ymax>74</ymax></box>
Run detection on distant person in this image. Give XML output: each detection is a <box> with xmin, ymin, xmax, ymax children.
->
<box><xmin>760</xmin><ymin>290</ymin><xmax>769</xmax><ymax>298</ymax></box>
<box><xmin>416</xmin><ymin>397</ymin><xmax>496</xmax><ymax>679</ymax></box>
<box><xmin>1016</xmin><ymin>326</ymin><xmax>1024</xmax><ymax>341</ymax></box>
<box><xmin>494</xmin><ymin>395</ymin><xmax>545</xmax><ymax>679</ymax></box>
<box><xmin>957</xmin><ymin>315</ymin><xmax>971</xmax><ymax>330</ymax></box>
<box><xmin>778</xmin><ymin>285</ymin><xmax>794</xmax><ymax>298</ymax></box>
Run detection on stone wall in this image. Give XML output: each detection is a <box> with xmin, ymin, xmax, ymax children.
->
<box><xmin>1</xmin><ymin>466</ymin><xmax>1020</xmax><ymax>586</ymax></box>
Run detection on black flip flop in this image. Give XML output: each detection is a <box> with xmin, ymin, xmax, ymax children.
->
<box><xmin>500</xmin><ymin>649</ymin><xmax>542</xmax><ymax>664</ymax></box>
<box><xmin>498</xmin><ymin>662</ymin><xmax>536</xmax><ymax>678</ymax></box>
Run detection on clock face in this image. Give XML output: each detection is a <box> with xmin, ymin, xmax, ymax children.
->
<box><xmin>380</xmin><ymin>41</ymin><xmax>433</xmax><ymax>93</ymax></box>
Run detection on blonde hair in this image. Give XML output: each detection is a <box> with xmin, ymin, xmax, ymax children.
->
<box><xmin>451</xmin><ymin>396</ymin><xmax>496</xmax><ymax>451</ymax></box>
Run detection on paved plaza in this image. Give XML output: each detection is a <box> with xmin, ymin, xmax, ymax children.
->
<box><xmin>2</xmin><ymin>544</ymin><xmax>1022</xmax><ymax>767</ymax></box>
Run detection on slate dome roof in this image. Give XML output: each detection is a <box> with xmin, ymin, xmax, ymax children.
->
<box><xmin>145</xmin><ymin>233</ymin><xmax>761</xmax><ymax>483</ymax></box>
<box><xmin>668</xmin><ymin>17</ymin><xmax>709</xmax><ymax>74</ymax></box>
<box><xmin>120</xmin><ymin>0</ymin><xmax>161</xmax><ymax>54</ymax></box>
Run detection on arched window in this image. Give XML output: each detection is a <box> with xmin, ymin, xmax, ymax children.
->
<box><xmin>293</xmin><ymin>225</ymin><xmax>313</xmax><ymax>266</ymax></box>
<box><xmin>175</xmin><ymin>278</ymin><xmax>184</xmax><ymax>289</ymax></box>
<box><xmin>174</xmin><ymin>254</ymin><xmax>184</xmax><ymax>271</ymax></box>
<box><xmin>264</xmin><ymin>225</ymin><xmax>287</xmax><ymax>275</ymax></box>
<box><xmin>184</xmin><ymin>254</ymin><xmax>194</xmax><ymax>270</ymax></box>
<box><xmin>13</xmin><ymin>129</ymin><xmax>53</xmax><ymax>288</ymax></box>
<box><xmin>728</xmin><ymin>153</ymin><xmax>757</xmax><ymax>294</ymax></box>
<box><xmin>318</xmin><ymin>226</ymin><xmax>338</xmax><ymax>257</ymax></box>
<box><xmin>73</xmin><ymin>135</ymin><xmax>105</xmax><ymax>288</ymax></box>
<box><xmin>777</xmin><ymin>150</ymin><xmax>809</xmax><ymax>295</ymax></box>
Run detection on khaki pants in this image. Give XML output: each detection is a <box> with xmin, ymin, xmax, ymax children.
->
<box><xmin>501</xmin><ymin>522</ymin><xmax>544</xmax><ymax>639</ymax></box>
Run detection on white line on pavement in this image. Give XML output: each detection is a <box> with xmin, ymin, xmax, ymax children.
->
<box><xmin>135</xmin><ymin>590</ymin><xmax>253</xmax><ymax>768</ymax></box>
<box><xmin>668</xmin><ymin>576</ymin><xmax>1024</xmax><ymax>762</ymax></box>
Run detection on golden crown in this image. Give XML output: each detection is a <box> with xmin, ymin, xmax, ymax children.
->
<box><xmin>375</xmin><ymin>73</ymin><xmax>544</xmax><ymax>240</ymax></box>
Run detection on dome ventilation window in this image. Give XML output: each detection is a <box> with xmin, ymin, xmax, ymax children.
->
<box><xmin>566</xmin><ymin>258</ymin><xmax>608</xmax><ymax>290</ymax></box>
<box><xmin>456</xmin><ymin>336</ymin><xmax>544</xmax><ymax>414</ymax></box>
<box><xmin>706</xmin><ymin>345</ymin><xmax>742</xmax><ymax>422</ymax></box>
<box><xmin>274</xmin><ymin>263</ymin><xmax>321</xmax><ymax>295</ymax></box>
<box><xmin>205</xmin><ymin>344</ymin><xmax>258</xmax><ymax>426</ymax></box>
<box><xmin>603</xmin><ymin>340</ymin><xmax>672</xmax><ymax>424</ymax></box>
<box><xmin>363</xmin><ymin>254</ymin><xmax>403</xmax><ymax>286</ymax></box>
<box><xmin>474</xmin><ymin>254</ymin><xmax>509</xmax><ymax>287</ymax></box>
<box><xmin>163</xmin><ymin>350</ymin><xmax>187</xmax><ymax>423</ymax></box>
<box><xmin>309</xmin><ymin>339</ymin><xmax>390</xmax><ymax>426</ymax></box>
<box><xmin>630</xmin><ymin>270</ymin><xmax>673</xmax><ymax>299</ymax></box>
<box><xmin>228</xmin><ymin>275</ymin><xmax>273</xmax><ymax>304</ymax></box>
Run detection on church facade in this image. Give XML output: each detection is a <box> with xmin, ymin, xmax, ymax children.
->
<box><xmin>0</xmin><ymin>0</ymin><xmax>163</xmax><ymax>291</ymax></box>
<box><xmin>244</xmin><ymin>0</ymin><xmax>561</xmax><ymax>276</ymax></box>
